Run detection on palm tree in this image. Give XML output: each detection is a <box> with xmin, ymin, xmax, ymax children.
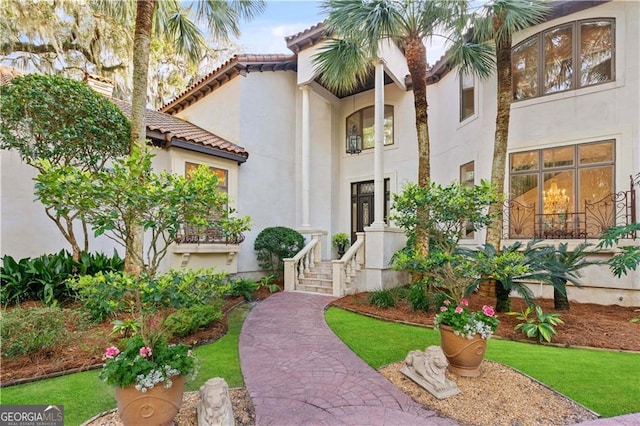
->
<box><xmin>314</xmin><ymin>0</ymin><xmax>471</xmax><ymax>260</ymax></box>
<box><xmin>454</xmin><ymin>0</ymin><xmax>549</xmax><ymax>310</ymax></box>
<box><xmin>96</xmin><ymin>0</ymin><xmax>265</xmax><ymax>275</ymax></box>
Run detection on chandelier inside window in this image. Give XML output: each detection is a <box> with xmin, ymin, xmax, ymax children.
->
<box><xmin>543</xmin><ymin>180</ymin><xmax>570</xmax><ymax>214</ymax></box>
<box><xmin>346</xmin><ymin>125</ymin><xmax>362</xmax><ymax>155</ymax></box>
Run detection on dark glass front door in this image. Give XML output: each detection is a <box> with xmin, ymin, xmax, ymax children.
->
<box><xmin>351</xmin><ymin>179</ymin><xmax>389</xmax><ymax>242</ymax></box>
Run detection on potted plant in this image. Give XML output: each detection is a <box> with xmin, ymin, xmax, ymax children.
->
<box><xmin>332</xmin><ymin>232</ymin><xmax>351</xmax><ymax>258</ymax></box>
<box><xmin>433</xmin><ymin>298</ymin><xmax>498</xmax><ymax>376</ymax></box>
<box><xmin>76</xmin><ymin>270</ymin><xmax>222</xmax><ymax>425</ymax></box>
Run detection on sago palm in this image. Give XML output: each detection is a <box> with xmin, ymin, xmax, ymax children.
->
<box><xmin>314</xmin><ymin>0</ymin><xmax>471</xmax><ymax>260</ymax></box>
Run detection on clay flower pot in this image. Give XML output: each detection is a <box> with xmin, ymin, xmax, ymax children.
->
<box><xmin>439</xmin><ymin>325</ymin><xmax>487</xmax><ymax>377</ymax></box>
<box><xmin>115</xmin><ymin>375</ymin><xmax>185</xmax><ymax>426</ymax></box>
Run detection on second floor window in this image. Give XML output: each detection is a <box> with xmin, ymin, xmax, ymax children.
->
<box><xmin>512</xmin><ymin>19</ymin><xmax>614</xmax><ymax>101</ymax></box>
<box><xmin>460</xmin><ymin>73</ymin><xmax>475</xmax><ymax>121</ymax></box>
<box><xmin>346</xmin><ymin>105</ymin><xmax>394</xmax><ymax>152</ymax></box>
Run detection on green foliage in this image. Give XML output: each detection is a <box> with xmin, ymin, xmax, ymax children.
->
<box><xmin>71</xmin><ymin>268</ymin><xmax>228</xmax><ymax>322</ymax></box>
<box><xmin>164</xmin><ymin>303</ymin><xmax>223</xmax><ymax>338</ymax></box>
<box><xmin>332</xmin><ymin>232</ymin><xmax>351</xmax><ymax>250</ymax></box>
<box><xmin>391</xmin><ymin>180</ymin><xmax>501</xmax><ymax>301</ymax></box>
<box><xmin>407</xmin><ymin>282</ymin><xmax>431</xmax><ymax>312</ymax></box>
<box><xmin>110</xmin><ymin>318</ymin><xmax>141</xmax><ymax>338</ymax></box>
<box><xmin>1</xmin><ymin>306</ymin><xmax>69</xmax><ymax>357</ymax></box>
<box><xmin>259</xmin><ymin>274</ymin><xmax>280</xmax><ymax>294</ymax></box>
<box><xmin>98</xmin><ymin>336</ymin><xmax>195</xmax><ymax>389</ymax></box>
<box><xmin>254</xmin><ymin>226</ymin><xmax>305</xmax><ymax>276</ymax></box>
<box><xmin>228</xmin><ymin>277</ymin><xmax>260</xmax><ymax>301</ymax></box>
<box><xmin>0</xmin><ymin>250</ymin><xmax>123</xmax><ymax>306</ymax></box>
<box><xmin>0</xmin><ymin>74</ymin><xmax>130</xmax><ymax>172</ymax></box>
<box><xmin>368</xmin><ymin>288</ymin><xmax>396</xmax><ymax>308</ymax></box>
<box><xmin>508</xmin><ymin>305</ymin><xmax>564</xmax><ymax>343</ymax></box>
<box><xmin>35</xmin><ymin>147</ymin><xmax>251</xmax><ymax>276</ymax></box>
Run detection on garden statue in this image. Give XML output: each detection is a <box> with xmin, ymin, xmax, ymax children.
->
<box><xmin>197</xmin><ymin>378</ymin><xmax>234</xmax><ymax>426</ymax></box>
<box><xmin>402</xmin><ymin>346</ymin><xmax>460</xmax><ymax>399</ymax></box>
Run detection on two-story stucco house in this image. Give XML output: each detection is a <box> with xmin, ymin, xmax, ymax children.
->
<box><xmin>2</xmin><ymin>0</ymin><xmax>638</xmax><ymax>305</ymax></box>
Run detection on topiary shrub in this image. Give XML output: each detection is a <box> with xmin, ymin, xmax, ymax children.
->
<box><xmin>254</xmin><ymin>227</ymin><xmax>305</xmax><ymax>277</ymax></box>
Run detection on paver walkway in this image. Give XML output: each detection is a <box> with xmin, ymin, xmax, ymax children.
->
<box><xmin>239</xmin><ymin>291</ymin><xmax>457</xmax><ymax>425</ymax></box>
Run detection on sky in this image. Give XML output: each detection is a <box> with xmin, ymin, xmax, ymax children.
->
<box><xmin>235</xmin><ymin>0</ymin><xmax>447</xmax><ymax>65</ymax></box>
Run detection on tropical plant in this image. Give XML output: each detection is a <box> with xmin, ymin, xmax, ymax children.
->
<box><xmin>228</xmin><ymin>277</ymin><xmax>261</xmax><ymax>301</ymax></box>
<box><xmin>391</xmin><ymin>180</ymin><xmax>500</xmax><ymax>301</ymax></box>
<box><xmin>368</xmin><ymin>288</ymin><xmax>396</xmax><ymax>309</ymax></box>
<box><xmin>597</xmin><ymin>173</ymin><xmax>640</xmax><ymax>278</ymax></box>
<box><xmin>434</xmin><ymin>297</ymin><xmax>499</xmax><ymax>340</ymax></box>
<box><xmin>254</xmin><ymin>226</ymin><xmax>305</xmax><ymax>277</ymax></box>
<box><xmin>315</xmin><ymin>0</ymin><xmax>473</xmax><ymax>261</ymax></box>
<box><xmin>0</xmin><ymin>74</ymin><xmax>130</xmax><ymax>260</ymax></box>
<box><xmin>407</xmin><ymin>281</ymin><xmax>431</xmax><ymax>312</ymax></box>
<box><xmin>508</xmin><ymin>305</ymin><xmax>564</xmax><ymax>343</ymax></box>
<box><xmin>332</xmin><ymin>232</ymin><xmax>350</xmax><ymax>250</ymax></box>
<box><xmin>453</xmin><ymin>0</ymin><xmax>550</xmax><ymax>310</ymax></box>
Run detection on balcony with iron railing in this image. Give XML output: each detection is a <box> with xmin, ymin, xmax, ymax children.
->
<box><xmin>504</xmin><ymin>177</ymin><xmax>637</xmax><ymax>241</ymax></box>
<box><xmin>175</xmin><ymin>223</ymin><xmax>245</xmax><ymax>245</ymax></box>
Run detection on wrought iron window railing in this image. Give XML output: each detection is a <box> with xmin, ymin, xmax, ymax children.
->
<box><xmin>175</xmin><ymin>223</ymin><xmax>245</xmax><ymax>245</ymax></box>
<box><xmin>505</xmin><ymin>177</ymin><xmax>637</xmax><ymax>240</ymax></box>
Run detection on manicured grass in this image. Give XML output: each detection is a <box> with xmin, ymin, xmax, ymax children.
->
<box><xmin>325</xmin><ymin>307</ymin><xmax>640</xmax><ymax>418</ymax></box>
<box><xmin>0</xmin><ymin>304</ymin><xmax>250</xmax><ymax>426</ymax></box>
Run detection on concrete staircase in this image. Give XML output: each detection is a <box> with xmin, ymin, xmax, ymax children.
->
<box><xmin>296</xmin><ymin>261</ymin><xmax>334</xmax><ymax>295</ymax></box>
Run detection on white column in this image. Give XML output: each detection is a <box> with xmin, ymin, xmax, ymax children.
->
<box><xmin>371</xmin><ymin>60</ymin><xmax>385</xmax><ymax>228</ymax></box>
<box><xmin>301</xmin><ymin>85</ymin><xmax>311</xmax><ymax>228</ymax></box>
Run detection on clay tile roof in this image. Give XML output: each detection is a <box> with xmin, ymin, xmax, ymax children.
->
<box><xmin>160</xmin><ymin>54</ymin><xmax>297</xmax><ymax>115</ymax></box>
<box><xmin>284</xmin><ymin>22</ymin><xmax>328</xmax><ymax>53</ymax></box>
<box><xmin>111</xmin><ymin>98</ymin><xmax>248</xmax><ymax>162</ymax></box>
<box><xmin>0</xmin><ymin>65</ymin><xmax>24</xmax><ymax>85</ymax></box>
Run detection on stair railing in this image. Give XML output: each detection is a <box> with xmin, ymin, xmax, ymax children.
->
<box><xmin>332</xmin><ymin>232</ymin><xmax>365</xmax><ymax>297</ymax></box>
<box><xmin>284</xmin><ymin>233</ymin><xmax>322</xmax><ymax>292</ymax></box>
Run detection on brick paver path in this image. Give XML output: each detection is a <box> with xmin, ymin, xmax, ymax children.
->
<box><xmin>239</xmin><ymin>291</ymin><xmax>457</xmax><ymax>425</ymax></box>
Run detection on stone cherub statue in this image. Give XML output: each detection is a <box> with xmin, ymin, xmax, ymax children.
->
<box><xmin>401</xmin><ymin>346</ymin><xmax>460</xmax><ymax>399</ymax></box>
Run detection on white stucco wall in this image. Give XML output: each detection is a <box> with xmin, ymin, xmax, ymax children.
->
<box><xmin>0</xmin><ymin>150</ymin><xmax>122</xmax><ymax>260</ymax></box>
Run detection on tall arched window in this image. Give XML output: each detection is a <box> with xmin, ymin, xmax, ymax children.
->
<box><xmin>512</xmin><ymin>19</ymin><xmax>614</xmax><ymax>100</ymax></box>
<box><xmin>345</xmin><ymin>105</ymin><xmax>394</xmax><ymax>153</ymax></box>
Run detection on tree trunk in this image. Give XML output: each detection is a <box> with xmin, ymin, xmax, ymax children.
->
<box><xmin>488</xmin><ymin>29</ymin><xmax>513</xmax><ymax>312</ymax></box>
<box><xmin>554</xmin><ymin>280</ymin><xmax>571</xmax><ymax>311</ymax></box>
<box><xmin>124</xmin><ymin>0</ymin><xmax>155</xmax><ymax>277</ymax></box>
<box><xmin>405</xmin><ymin>37</ymin><xmax>431</xmax><ymax>263</ymax></box>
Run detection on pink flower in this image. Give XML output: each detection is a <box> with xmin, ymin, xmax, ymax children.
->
<box><xmin>104</xmin><ymin>346</ymin><xmax>120</xmax><ymax>359</ymax></box>
<box><xmin>455</xmin><ymin>306</ymin><xmax>464</xmax><ymax>314</ymax></box>
<box><xmin>440</xmin><ymin>306</ymin><xmax>447</xmax><ymax>312</ymax></box>
<box><xmin>443</xmin><ymin>300</ymin><xmax>451</xmax><ymax>306</ymax></box>
<box><xmin>482</xmin><ymin>305</ymin><xmax>495</xmax><ymax>317</ymax></box>
<box><xmin>139</xmin><ymin>346</ymin><xmax>153</xmax><ymax>358</ymax></box>
<box><xmin>460</xmin><ymin>298</ymin><xmax>469</xmax><ymax>306</ymax></box>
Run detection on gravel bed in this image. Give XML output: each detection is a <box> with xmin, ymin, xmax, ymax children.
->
<box><xmin>379</xmin><ymin>360</ymin><xmax>600</xmax><ymax>426</ymax></box>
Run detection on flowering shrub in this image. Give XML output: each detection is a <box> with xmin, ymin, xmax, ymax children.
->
<box><xmin>434</xmin><ymin>298</ymin><xmax>499</xmax><ymax>339</ymax></box>
<box><xmin>99</xmin><ymin>336</ymin><xmax>195</xmax><ymax>392</ymax></box>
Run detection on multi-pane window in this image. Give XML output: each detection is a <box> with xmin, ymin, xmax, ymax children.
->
<box><xmin>185</xmin><ymin>162</ymin><xmax>228</xmax><ymax>193</ymax></box>
<box><xmin>460</xmin><ymin>73</ymin><xmax>475</xmax><ymax>121</ymax></box>
<box><xmin>460</xmin><ymin>161</ymin><xmax>475</xmax><ymax>238</ymax></box>
<box><xmin>509</xmin><ymin>141</ymin><xmax>615</xmax><ymax>217</ymax></box>
<box><xmin>513</xmin><ymin>19</ymin><xmax>614</xmax><ymax>100</ymax></box>
<box><xmin>346</xmin><ymin>105</ymin><xmax>394</xmax><ymax>151</ymax></box>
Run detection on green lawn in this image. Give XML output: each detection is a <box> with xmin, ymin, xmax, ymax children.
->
<box><xmin>325</xmin><ymin>307</ymin><xmax>640</xmax><ymax>417</ymax></box>
<box><xmin>0</xmin><ymin>304</ymin><xmax>250</xmax><ymax>426</ymax></box>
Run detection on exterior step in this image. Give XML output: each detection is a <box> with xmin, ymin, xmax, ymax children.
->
<box><xmin>296</xmin><ymin>283</ymin><xmax>333</xmax><ymax>295</ymax></box>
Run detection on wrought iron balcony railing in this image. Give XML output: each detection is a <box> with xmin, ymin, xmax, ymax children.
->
<box><xmin>504</xmin><ymin>176</ymin><xmax>636</xmax><ymax>240</ymax></box>
<box><xmin>175</xmin><ymin>223</ymin><xmax>245</xmax><ymax>245</ymax></box>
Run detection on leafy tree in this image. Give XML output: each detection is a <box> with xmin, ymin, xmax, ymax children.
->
<box><xmin>314</xmin><ymin>0</ymin><xmax>473</xmax><ymax>262</ymax></box>
<box><xmin>0</xmin><ymin>74</ymin><xmax>130</xmax><ymax>260</ymax></box>
<box><xmin>35</xmin><ymin>147</ymin><xmax>251</xmax><ymax>277</ymax></box>
<box><xmin>0</xmin><ymin>0</ymin><xmax>237</xmax><ymax>108</ymax></box>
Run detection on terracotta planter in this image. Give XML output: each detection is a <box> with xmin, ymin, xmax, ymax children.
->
<box><xmin>439</xmin><ymin>325</ymin><xmax>487</xmax><ymax>377</ymax></box>
<box><xmin>115</xmin><ymin>375</ymin><xmax>185</xmax><ymax>426</ymax></box>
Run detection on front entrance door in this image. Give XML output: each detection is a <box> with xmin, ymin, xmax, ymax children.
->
<box><xmin>351</xmin><ymin>179</ymin><xmax>389</xmax><ymax>242</ymax></box>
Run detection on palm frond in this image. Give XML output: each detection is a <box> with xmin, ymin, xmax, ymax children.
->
<box><xmin>314</xmin><ymin>38</ymin><xmax>372</xmax><ymax>95</ymax></box>
<box><xmin>195</xmin><ymin>0</ymin><xmax>266</xmax><ymax>40</ymax></box>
